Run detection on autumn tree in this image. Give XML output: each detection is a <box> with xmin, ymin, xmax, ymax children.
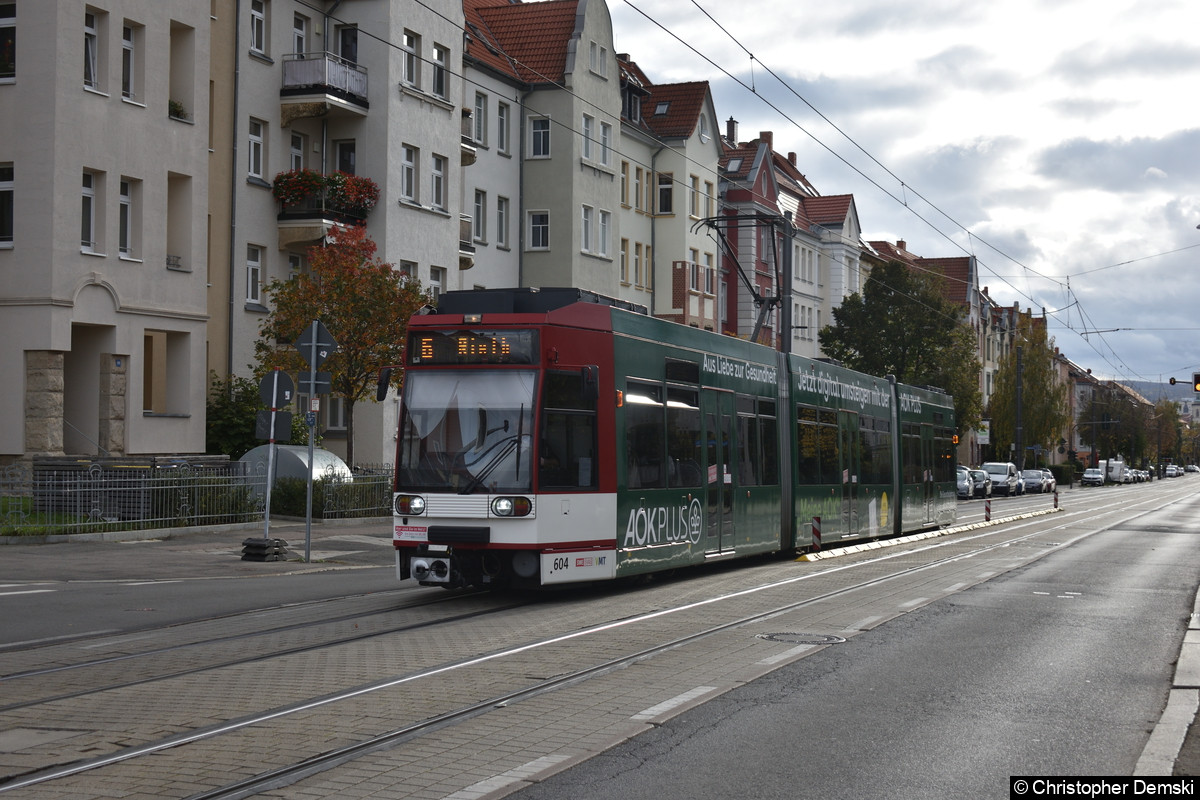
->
<box><xmin>987</xmin><ymin>316</ymin><xmax>1068</xmax><ymax>468</ymax></box>
<box><xmin>817</xmin><ymin>260</ymin><xmax>983</xmax><ymax>434</ymax></box>
<box><xmin>254</xmin><ymin>224</ymin><xmax>429</xmax><ymax>466</ymax></box>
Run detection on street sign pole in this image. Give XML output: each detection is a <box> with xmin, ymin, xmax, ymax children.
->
<box><xmin>264</xmin><ymin>369</ymin><xmax>281</xmax><ymax>540</ymax></box>
<box><xmin>293</xmin><ymin>320</ymin><xmax>338</xmax><ymax>562</ymax></box>
<box><xmin>305</xmin><ymin>321</ymin><xmax>318</xmax><ymax>562</ymax></box>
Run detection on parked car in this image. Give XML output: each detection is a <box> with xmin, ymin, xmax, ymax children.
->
<box><xmin>1021</xmin><ymin>469</ymin><xmax>1047</xmax><ymax>493</ymax></box>
<box><xmin>1040</xmin><ymin>468</ymin><xmax>1056</xmax><ymax>493</ymax></box>
<box><xmin>957</xmin><ymin>466</ymin><xmax>972</xmax><ymax>499</ymax></box>
<box><xmin>981</xmin><ymin>461</ymin><xmax>1019</xmax><ymax>496</ymax></box>
<box><xmin>1166</xmin><ymin>464</ymin><xmax>1179</xmax><ymax>478</ymax></box>
<box><xmin>1081</xmin><ymin>467</ymin><xmax>1104</xmax><ymax>486</ymax></box>
<box><xmin>969</xmin><ymin>468</ymin><xmax>992</xmax><ymax>498</ymax></box>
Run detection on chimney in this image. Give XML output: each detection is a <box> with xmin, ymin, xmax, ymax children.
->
<box><xmin>897</xmin><ymin>240</ymin><xmax>906</xmax><ymax>251</ymax></box>
<box><xmin>760</xmin><ymin>131</ymin><xmax>773</xmax><ymax>149</ymax></box>
<box><xmin>726</xmin><ymin>117</ymin><xmax>738</xmax><ymax>144</ymax></box>
<box><xmin>788</xmin><ymin>152</ymin><xmax>797</xmax><ymax>165</ymax></box>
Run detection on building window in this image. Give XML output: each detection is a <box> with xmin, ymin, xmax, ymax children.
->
<box><xmin>497</xmin><ymin>103</ymin><xmax>510</xmax><ymax>154</ymax></box>
<box><xmin>705</xmin><ymin>253</ymin><xmax>715</xmax><ymax>294</ymax></box>
<box><xmin>704</xmin><ymin>181</ymin><xmax>714</xmax><ymax>217</ymax></box>
<box><xmin>431</xmin><ymin>155</ymin><xmax>446</xmax><ymax>210</ymax></box>
<box><xmin>401</xmin><ymin>145</ymin><xmax>418</xmax><ymax>202</ymax></box>
<box><xmin>121</xmin><ymin>24</ymin><xmax>140</xmax><ymax>100</ymax></box>
<box><xmin>289</xmin><ymin>132</ymin><xmax>305</xmax><ymax>171</ymax></box>
<box><xmin>0</xmin><ymin>163</ymin><xmax>12</xmax><ymax>245</ymax></box>
<box><xmin>0</xmin><ymin>4</ymin><xmax>14</xmax><ymax>81</ymax></box>
<box><xmin>248</xmin><ymin>118</ymin><xmax>265</xmax><ymax>179</ymax></box>
<box><xmin>689</xmin><ymin>175</ymin><xmax>699</xmax><ymax>218</ymax></box>
<box><xmin>633</xmin><ymin>168</ymin><xmax>643</xmax><ymax>211</ymax></box>
<box><xmin>292</xmin><ymin>13</ymin><xmax>307</xmax><ymax>55</ymax></box>
<box><xmin>581</xmin><ymin>205</ymin><xmax>593</xmax><ymax>253</ymax></box>
<box><xmin>398</xmin><ymin>260</ymin><xmax>416</xmax><ymax>278</ymax></box>
<box><xmin>84</xmin><ymin>11</ymin><xmax>101</xmax><ymax>89</ymax></box>
<box><xmin>429</xmin><ymin>266</ymin><xmax>446</xmax><ymax>299</ymax></box>
<box><xmin>288</xmin><ymin>252</ymin><xmax>305</xmax><ymax>279</ymax></box>
<box><xmin>81</xmin><ymin>170</ymin><xmax>98</xmax><ymax>251</ymax></box>
<box><xmin>529</xmin><ymin>211</ymin><xmax>549</xmax><ymax>250</ymax></box>
<box><xmin>246</xmin><ymin>245</ymin><xmax>262</xmax><ymax>303</ymax></box>
<box><xmin>335</xmin><ymin>139</ymin><xmax>355</xmax><ymax>174</ymax></box>
<box><xmin>473</xmin><ymin>92</ymin><xmax>487</xmax><ymax>145</ymax></box>
<box><xmin>473</xmin><ymin>190</ymin><xmax>486</xmax><ymax>242</ymax></box>
<box><xmin>600</xmin><ymin>122</ymin><xmax>612</xmax><ymax>166</ymax></box>
<box><xmin>634</xmin><ymin>243</ymin><xmax>642</xmax><ymax>287</ymax></box>
<box><xmin>530</xmin><ymin>117</ymin><xmax>550</xmax><ymax>158</ymax></box>
<box><xmin>432</xmin><ymin>44</ymin><xmax>447</xmax><ymax>99</ymax></box>
<box><xmin>118</xmin><ymin>178</ymin><xmax>140</xmax><ymax>257</ymax></box>
<box><xmin>249</xmin><ymin>0</ymin><xmax>266</xmax><ymax>55</ymax></box>
<box><xmin>620</xmin><ymin>239</ymin><xmax>628</xmax><ymax>283</ymax></box>
<box><xmin>496</xmin><ymin>196</ymin><xmax>509</xmax><ymax>248</ymax></box>
<box><xmin>598</xmin><ymin>210</ymin><xmax>610</xmax><ymax>257</ymax></box>
<box><xmin>620</xmin><ymin>162</ymin><xmax>629</xmax><ymax>206</ymax></box>
<box><xmin>337</xmin><ymin>25</ymin><xmax>357</xmax><ymax>64</ymax></box>
<box><xmin>581</xmin><ymin>115</ymin><xmax>594</xmax><ymax>160</ymax></box>
<box><xmin>589</xmin><ymin>40</ymin><xmax>607</xmax><ymax>77</ymax></box>
<box><xmin>402</xmin><ymin>30</ymin><xmax>420</xmax><ymax>88</ymax></box>
<box><xmin>657</xmin><ymin>172</ymin><xmax>673</xmax><ymax>214</ymax></box>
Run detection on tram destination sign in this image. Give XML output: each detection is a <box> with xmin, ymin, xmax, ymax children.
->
<box><xmin>409</xmin><ymin>329</ymin><xmax>538</xmax><ymax>365</ymax></box>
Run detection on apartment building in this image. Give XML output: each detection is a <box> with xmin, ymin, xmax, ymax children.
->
<box><xmin>0</xmin><ymin>1</ymin><xmax>211</xmax><ymax>463</ymax></box>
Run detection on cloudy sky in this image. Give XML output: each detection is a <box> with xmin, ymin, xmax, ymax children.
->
<box><xmin>610</xmin><ymin>0</ymin><xmax>1200</xmax><ymax>387</ymax></box>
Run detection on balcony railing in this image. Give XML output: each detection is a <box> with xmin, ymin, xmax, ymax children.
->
<box><xmin>278</xmin><ymin>190</ymin><xmax>369</xmax><ymax>224</ymax></box>
<box><xmin>281</xmin><ymin>52</ymin><xmax>368</xmax><ymax>107</ymax></box>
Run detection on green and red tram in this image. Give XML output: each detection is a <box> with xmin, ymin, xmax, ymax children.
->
<box><xmin>385</xmin><ymin>288</ymin><xmax>956</xmax><ymax>589</ymax></box>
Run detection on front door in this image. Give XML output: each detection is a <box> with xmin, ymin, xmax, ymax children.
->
<box><xmin>703</xmin><ymin>390</ymin><xmax>734</xmax><ymax>553</ymax></box>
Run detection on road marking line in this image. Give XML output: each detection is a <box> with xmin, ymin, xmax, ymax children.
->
<box><xmin>758</xmin><ymin>644</ymin><xmax>815</xmax><ymax>665</ymax></box>
<box><xmin>443</xmin><ymin>754</ymin><xmax>571</xmax><ymax>800</ymax></box>
<box><xmin>0</xmin><ymin>589</ymin><xmax>55</xmax><ymax>598</ymax></box>
<box><xmin>632</xmin><ymin>686</ymin><xmax>717</xmax><ymax>721</ymax></box>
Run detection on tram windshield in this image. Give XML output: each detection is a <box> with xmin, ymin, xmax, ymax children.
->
<box><xmin>397</xmin><ymin>369</ymin><xmax>536</xmax><ymax>493</ymax></box>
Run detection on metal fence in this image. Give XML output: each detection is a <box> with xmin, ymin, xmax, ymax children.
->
<box><xmin>1</xmin><ymin>458</ymin><xmax>395</xmax><ymax>536</ymax></box>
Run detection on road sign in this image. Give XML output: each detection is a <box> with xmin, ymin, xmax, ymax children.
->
<box><xmin>258</xmin><ymin>370</ymin><xmax>295</xmax><ymax>409</ymax></box>
<box><xmin>255</xmin><ymin>409</ymin><xmax>293</xmax><ymax>440</ymax></box>
<box><xmin>294</xmin><ymin>320</ymin><xmax>338</xmax><ymax>368</ymax></box>
<box><xmin>299</xmin><ymin>371</ymin><xmax>332</xmax><ymax>395</ymax></box>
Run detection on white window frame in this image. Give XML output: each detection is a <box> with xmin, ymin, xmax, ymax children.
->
<box><xmin>81</xmin><ymin>170</ymin><xmax>97</xmax><ymax>251</ymax></box>
<box><xmin>581</xmin><ymin>114</ymin><xmax>594</xmax><ymax>161</ymax></box>
<box><xmin>580</xmin><ymin>204</ymin><xmax>593</xmax><ymax>253</ymax></box>
<box><xmin>473</xmin><ymin>92</ymin><xmax>487</xmax><ymax>145</ymax></box>
<box><xmin>600</xmin><ymin>122</ymin><xmax>612</xmax><ymax>166</ymax></box>
<box><xmin>429</xmin><ymin>266</ymin><xmax>446</xmax><ymax>300</ymax></box>
<box><xmin>0</xmin><ymin>163</ymin><xmax>13</xmax><ymax>246</ymax></box>
<box><xmin>293</xmin><ymin>13</ymin><xmax>307</xmax><ymax>56</ymax></box>
<box><xmin>497</xmin><ymin>103</ymin><xmax>510</xmax><ymax>154</ymax></box>
<box><xmin>620</xmin><ymin>239</ymin><xmax>628</xmax><ymax>283</ymax></box>
<box><xmin>84</xmin><ymin>11</ymin><xmax>99</xmax><ymax>89</ymax></box>
<box><xmin>473</xmin><ymin>190</ymin><xmax>486</xmax><ymax>242</ymax></box>
<box><xmin>528</xmin><ymin>210</ymin><xmax>549</xmax><ymax>250</ymax></box>
<box><xmin>598</xmin><ymin>210</ymin><xmax>610</xmax><ymax>257</ymax></box>
<box><xmin>431</xmin><ymin>154</ymin><xmax>446</xmax><ymax>211</ymax></box>
<box><xmin>689</xmin><ymin>175</ymin><xmax>700</xmax><ymax>218</ymax></box>
<box><xmin>432</xmin><ymin>44</ymin><xmax>447</xmax><ymax>99</ymax></box>
<box><xmin>246</xmin><ymin>244</ymin><xmax>262</xmax><ymax>303</ymax></box>
<box><xmin>496</xmin><ymin>196</ymin><xmax>509</xmax><ymax>248</ymax></box>
<box><xmin>288</xmin><ymin>252</ymin><xmax>305</xmax><ymax>280</ymax></box>
<box><xmin>530</xmin><ymin>117</ymin><xmax>550</xmax><ymax>158</ymax></box>
<box><xmin>0</xmin><ymin>4</ymin><xmax>14</xmax><ymax>83</ymax></box>
<box><xmin>657</xmin><ymin>172</ymin><xmax>673</xmax><ymax>215</ymax></box>
<box><xmin>249</xmin><ymin>0</ymin><xmax>266</xmax><ymax>55</ymax></box>
<box><xmin>121</xmin><ymin>24</ymin><xmax>136</xmax><ymax>100</ymax></box>
<box><xmin>289</xmin><ymin>132</ymin><xmax>305</xmax><ymax>171</ymax></box>
<box><xmin>401</xmin><ymin>145</ymin><xmax>418</xmax><ymax>202</ymax></box>
<box><xmin>589</xmin><ymin>40</ymin><xmax>607</xmax><ymax>77</ymax></box>
<box><xmin>327</xmin><ymin>396</ymin><xmax>347</xmax><ymax>431</ymax></box>
<box><xmin>248</xmin><ymin>118</ymin><xmax>265</xmax><ymax>179</ymax></box>
<box><xmin>402</xmin><ymin>30</ymin><xmax>420</xmax><ymax>88</ymax></box>
<box><xmin>118</xmin><ymin>178</ymin><xmax>133</xmax><ymax>256</ymax></box>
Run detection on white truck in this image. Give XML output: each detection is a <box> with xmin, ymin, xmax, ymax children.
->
<box><xmin>1098</xmin><ymin>459</ymin><xmax>1126</xmax><ymax>484</ymax></box>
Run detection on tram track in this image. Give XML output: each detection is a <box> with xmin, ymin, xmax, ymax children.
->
<box><xmin>1</xmin><ymin>484</ymin><xmax>1193</xmax><ymax>798</ymax></box>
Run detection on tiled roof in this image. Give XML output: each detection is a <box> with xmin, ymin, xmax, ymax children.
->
<box><xmin>917</xmin><ymin>256</ymin><xmax>972</xmax><ymax>305</ymax></box>
<box><xmin>799</xmin><ymin>194</ymin><xmax>853</xmax><ymax>227</ymax></box>
<box><xmin>468</xmin><ymin>0</ymin><xmax>581</xmax><ymax>85</ymax></box>
<box><xmin>719</xmin><ymin>144</ymin><xmax>758</xmax><ymax>181</ymax></box>
<box><xmin>642</xmin><ymin>81</ymin><xmax>708</xmax><ymax>139</ymax></box>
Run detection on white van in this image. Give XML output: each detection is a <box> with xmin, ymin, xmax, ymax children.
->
<box><xmin>981</xmin><ymin>461</ymin><xmax>1019</xmax><ymax>496</ymax></box>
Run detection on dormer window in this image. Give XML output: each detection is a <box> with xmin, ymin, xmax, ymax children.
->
<box><xmin>699</xmin><ymin>115</ymin><xmax>710</xmax><ymax>143</ymax></box>
<box><xmin>725</xmin><ymin>158</ymin><xmax>742</xmax><ymax>173</ymax></box>
<box><xmin>654</xmin><ymin>101</ymin><xmax>669</xmax><ymax>116</ymax></box>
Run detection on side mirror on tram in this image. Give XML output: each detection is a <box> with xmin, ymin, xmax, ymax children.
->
<box><xmin>581</xmin><ymin>365</ymin><xmax>599</xmax><ymax>403</ymax></box>
<box><xmin>376</xmin><ymin>367</ymin><xmax>394</xmax><ymax>401</ymax></box>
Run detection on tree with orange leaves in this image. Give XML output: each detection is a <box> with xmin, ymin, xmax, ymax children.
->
<box><xmin>254</xmin><ymin>224</ymin><xmax>429</xmax><ymax>466</ymax></box>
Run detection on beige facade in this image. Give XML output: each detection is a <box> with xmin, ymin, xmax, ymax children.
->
<box><xmin>0</xmin><ymin>0</ymin><xmax>210</xmax><ymax>462</ymax></box>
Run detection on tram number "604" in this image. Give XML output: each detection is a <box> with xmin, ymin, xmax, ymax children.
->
<box><xmin>551</xmin><ymin>557</ymin><xmax>571</xmax><ymax>572</ymax></box>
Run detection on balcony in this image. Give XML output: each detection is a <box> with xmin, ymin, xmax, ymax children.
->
<box><xmin>281</xmin><ymin>52</ymin><xmax>368</xmax><ymax>125</ymax></box>
<box><xmin>274</xmin><ymin>170</ymin><xmax>379</xmax><ymax>249</ymax></box>
<box><xmin>460</xmin><ymin>107</ymin><xmax>477</xmax><ymax>166</ymax></box>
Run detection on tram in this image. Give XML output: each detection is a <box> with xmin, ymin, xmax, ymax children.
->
<box><xmin>382</xmin><ymin>288</ymin><xmax>957</xmax><ymax>589</ymax></box>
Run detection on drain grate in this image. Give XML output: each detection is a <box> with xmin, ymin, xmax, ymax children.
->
<box><xmin>756</xmin><ymin>633</ymin><xmax>846</xmax><ymax>645</ymax></box>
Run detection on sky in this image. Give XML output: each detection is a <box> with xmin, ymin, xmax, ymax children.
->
<box><xmin>609</xmin><ymin>0</ymin><xmax>1200</xmax><ymax>387</ymax></box>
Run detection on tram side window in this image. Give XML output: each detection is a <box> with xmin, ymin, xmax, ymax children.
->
<box><xmin>625</xmin><ymin>380</ymin><xmax>666</xmax><ymax>488</ymax></box>
<box><xmin>796</xmin><ymin>406</ymin><xmax>821</xmax><ymax>485</ymax></box>
<box><xmin>861</xmin><ymin>416</ymin><xmax>892</xmax><ymax>485</ymax></box>
<box><xmin>737</xmin><ymin>395</ymin><xmax>759</xmax><ymax>486</ymax></box>
<box><xmin>901</xmin><ymin>423</ymin><xmax>921</xmax><ymax>483</ymax></box>
<box><xmin>666</xmin><ymin>387</ymin><xmax>703</xmax><ymax>487</ymax></box>
<box><xmin>539</xmin><ymin>371</ymin><xmax>598</xmax><ymax>490</ymax></box>
<box><xmin>936</xmin><ymin>427</ymin><xmax>955</xmax><ymax>482</ymax></box>
<box><xmin>759</xmin><ymin>398</ymin><xmax>778</xmax><ymax>485</ymax></box>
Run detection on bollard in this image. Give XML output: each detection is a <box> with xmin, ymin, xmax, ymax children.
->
<box><xmin>985</xmin><ymin>498</ymin><xmax>991</xmax><ymax>522</ymax></box>
<box><xmin>1054</xmin><ymin>490</ymin><xmax>1059</xmax><ymax>509</ymax></box>
<box><xmin>811</xmin><ymin>515</ymin><xmax>821</xmax><ymax>553</ymax></box>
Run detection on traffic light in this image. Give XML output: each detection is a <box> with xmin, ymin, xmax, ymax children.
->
<box><xmin>1194</xmin><ymin>372</ymin><xmax>1200</xmax><ymax>392</ymax></box>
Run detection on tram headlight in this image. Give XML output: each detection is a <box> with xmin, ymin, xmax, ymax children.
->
<box><xmin>394</xmin><ymin>494</ymin><xmax>425</xmax><ymax>516</ymax></box>
<box><xmin>490</xmin><ymin>496</ymin><xmax>532</xmax><ymax>517</ymax></box>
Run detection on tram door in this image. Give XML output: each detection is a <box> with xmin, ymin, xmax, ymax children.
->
<box><xmin>703</xmin><ymin>390</ymin><xmax>735</xmax><ymax>553</ymax></box>
<box><xmin>837</xmin><ymin>410</ymin><xmax>861</xmax><ymax>538</ymax></box>
<box><xmin>920</xmin><ymin>424</ymin><xmax>935</xmax><ymax>523</ymax></box>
